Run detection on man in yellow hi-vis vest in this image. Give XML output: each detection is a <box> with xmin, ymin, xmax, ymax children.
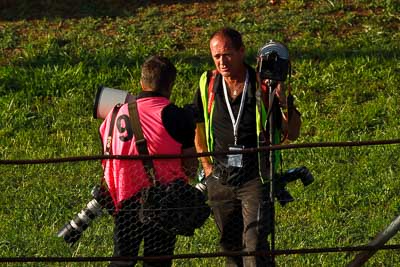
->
<box><xmin>193</xmin><ymin>27</ymin><xmax>301</xmax><ymax>267</ymax></box>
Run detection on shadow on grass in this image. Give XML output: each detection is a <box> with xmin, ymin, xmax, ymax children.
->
<box><xmin>0</xmin><ymin>0</ymin><xmax>214</xmax><ymax>21</ymax></box>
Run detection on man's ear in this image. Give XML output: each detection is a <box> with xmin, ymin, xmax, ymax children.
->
<box><xmin>140</xmin><ymin>80</ymin><xmax>151</xmax><ymax>92</ymax></box>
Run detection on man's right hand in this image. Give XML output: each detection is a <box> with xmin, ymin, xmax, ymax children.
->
<box><xmin>195</xmin><ymin>122</ymin><xmax>213</xmax><ymax>177</ymax></box>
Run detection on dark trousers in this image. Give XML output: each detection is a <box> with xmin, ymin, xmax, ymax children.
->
<box><xmin>109</xmin><ymin>200</ymin><xmax>176</xmax><ymax>267</ymax></box>
<box><xmin>207</xmin><ymin>176</ymin><xmax>274</xmax><ymax>267</ymax></box>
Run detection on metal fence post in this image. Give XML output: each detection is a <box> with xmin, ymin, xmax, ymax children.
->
<box><xmin>347</xmin><ymin>214</ymin><xmax>400</xmax><ymax>267</ymax></box>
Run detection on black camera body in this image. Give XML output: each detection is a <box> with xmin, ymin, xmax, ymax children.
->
<box><xmin>257</xmin><ymin>40</ymin><xmax>290</xmax><ymax>82</ymax></box>
<box><xmin>274</xmin><ymin>166</ymin><xmax>314</xmax><ymax>206</ymax></box>
<box><xmin>258</xmin><ymin>51</ymin><xmax>290</xmax><ymax>81</ymax></box>
<box><xmin>57</xmin><ymin>185</ymin><xmax>114</xmax><ymax>246</ymax></box>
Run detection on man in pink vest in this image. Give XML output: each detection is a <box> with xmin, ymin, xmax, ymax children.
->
<box><xmin>99</xmin><ymin>55</ymin><xmax>197</xmax><ymax>267</ymax></box>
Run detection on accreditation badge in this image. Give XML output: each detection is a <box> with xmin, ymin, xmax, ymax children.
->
<box><xmin>228</xmin><ymin>145</ymin><xmax>245</xmax><ymax>168</ymax></box>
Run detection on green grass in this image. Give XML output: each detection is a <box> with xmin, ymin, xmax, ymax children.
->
<box><xmin>0</xmin><ymin>0</ymin><xmax>399</xmax><ymax>266</ymax></box>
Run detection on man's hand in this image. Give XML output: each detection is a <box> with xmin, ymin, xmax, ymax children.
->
<box><xmin>275</xmin><ymin>81</ymin><xmax>287</xmax><ymax>107</ymax></box>
<box><xmin>263</xmin><ymin>79</ymin><xmax>287</xmax><ymax>107</ymax></box>
<box><xmin>195</xmin><ymin>123</ymin><xmax>213</xmax><ymax>177</ymax></box>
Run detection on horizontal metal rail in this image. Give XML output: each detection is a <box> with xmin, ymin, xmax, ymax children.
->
<box><xmin>1</xmin><ymin>139</ymin><xmax>399</xmax><ymax>165</ymax></box>
<box><xmin>1</xmin><ymin>244</ymin><xmax>400</xmax><ymax>263</ymax></box>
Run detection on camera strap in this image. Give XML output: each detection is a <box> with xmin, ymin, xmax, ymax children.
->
<box><xmin>128</xmin><ymin>100</ymin><xmax>157</xmax><ymax>185</ymax></box>
<box><xmin>207</xmin><ymin>70</ymin><xmax>219</xmax><ymax>114</ymax></box>
<box><xmin>105</xmin><ymin>104</ymin><xmax>122</xmax><ymax>155</ymax></box>
<box><xmin>258</xmin><ymin>81</ymin><xmax>277</xmax><ymax>124</ymax></box>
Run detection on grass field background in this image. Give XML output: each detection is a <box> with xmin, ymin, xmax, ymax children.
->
<box><xmin>0</xmin><ymin>1</ymin><xmax>399</xmax><ymax>266</ymax></box>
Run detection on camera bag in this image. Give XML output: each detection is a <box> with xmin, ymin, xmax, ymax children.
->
<box><xmin>127</xmin><ymin>100</ymin><xmax>210</xmax><ymax>236</ymax></box>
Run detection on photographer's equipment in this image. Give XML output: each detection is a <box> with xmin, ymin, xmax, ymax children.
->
<box><xmin>274</xmin><ymin>166</ymin><xmax>314</xmax><ymax>206</ymax></box>
<box><xmin>127</xmin><ymin>100</ymin><xmax>210</xmax><ymax>236</ymax></box>
<box><xmin>257</xmin><ymin>40</ymin><xmax>301</xmax><ymax>141</ymax></box>
<box><xmin>140</xmin><ymin>179</ymin><xmax>211</xmax><ymax>236</ymax></box>
<box><xmin>93</xmin><ymin>86</ymin><xmax>135</xmax><ymax>119</ymax></box>
<box><xmin>195</xmin><ymin>169</ymin><xmax>207</xmax><ymax>195</ymax></box>
<box><xmin>256</xmin><ymin>40</ymin><xmax>292</xmax><ymax>266</ymax></box>
<box><xmin>57</xmin><ymin>185</ymin><xmax>114</xmax><ymax>246</ymax></box>
<box><xmin>257</xmin><ymin>40</ymin><xmax>290</xmax><ymax>82</ymax></box>
<box><xmin>58</xmin><ymin>103</ymin><xmax>122</xmax><ymax>246</ymax></box>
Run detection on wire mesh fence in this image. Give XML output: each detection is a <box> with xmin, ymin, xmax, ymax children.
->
<box><xmin>1</xmin><ymin>140</ymin><xmax>400</xmax><ymax>266</ymax></box>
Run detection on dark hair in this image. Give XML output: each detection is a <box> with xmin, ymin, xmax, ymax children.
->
<box><xmin>209</xmin><ymin>27</ymin><xmax>244</xmax><ymax>50</ymax></box>
<box><xmin>141</xmin><ymin>56</ymin><xmax>177</xmax><ymax>93</ymax></box>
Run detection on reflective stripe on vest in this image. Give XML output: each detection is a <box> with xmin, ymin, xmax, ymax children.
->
<box><xmin>199</xmin><ymin>71</ymin><xmax>215</xmax><ymax>153</ymax></box>
<box><xmin>199</xmin><ymin>69</ymin><xmax>282</xmax><ymax>181</ymax></box>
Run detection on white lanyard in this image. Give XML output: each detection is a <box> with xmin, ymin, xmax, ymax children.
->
<box><xmin>222</xmin><ymin>71</ymin><xmax>249</xmax><ymax>145</ymax></box>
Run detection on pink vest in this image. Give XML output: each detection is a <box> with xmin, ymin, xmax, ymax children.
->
<box><xmin>99</xmin><ymin>97</ymin><xmax>187</xmax><ymax>207</ymax></box>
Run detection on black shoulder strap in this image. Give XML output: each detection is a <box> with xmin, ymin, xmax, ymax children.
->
<box><xmin>128</xmin><ymin>100</ymin><xmax>156</xmax><ymax>185</ymax></box>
